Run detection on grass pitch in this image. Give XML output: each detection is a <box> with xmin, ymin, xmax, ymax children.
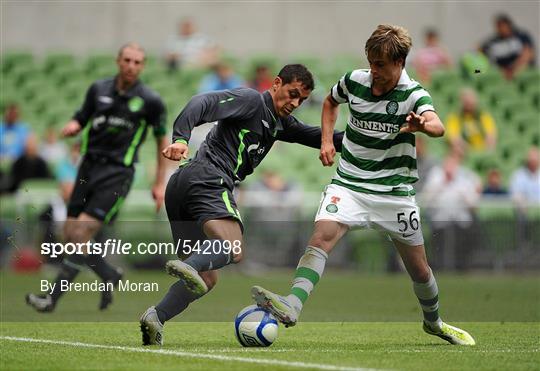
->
<box><xmin>1</xmin><ymin>270</ymin><xmax>539</xmax><ymax>370</ymax></box>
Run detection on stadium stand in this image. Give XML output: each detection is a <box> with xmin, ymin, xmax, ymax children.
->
<box><xmin>1</xmin><ymin>51</ymin><xmax>539</xmax><ymax>191</ymax></box>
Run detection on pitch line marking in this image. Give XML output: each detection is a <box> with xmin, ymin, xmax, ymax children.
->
<box><xmin>0</xmin><ymin>336</ymin><xmax>382</xmax><ymax>371</ymax></box>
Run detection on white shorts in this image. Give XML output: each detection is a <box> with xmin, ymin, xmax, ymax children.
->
<box><xmin>315</xmin><ymin>183</ymin><xmax>424</xmax><ymax>246</ymax></box>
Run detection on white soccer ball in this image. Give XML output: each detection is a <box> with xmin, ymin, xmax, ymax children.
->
<box><xmin>234</xmin><ymin>304</ymin><xmax>278</xmax><ymax>347</ymax></box>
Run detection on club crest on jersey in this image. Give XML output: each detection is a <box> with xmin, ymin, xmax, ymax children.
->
<box><xmin>128</xmin><ymin>96</ymin><xmax>144</xmax><ymax>112</ymax></box>
<box><xmin>386</xmin><ymin>101</ymin><xmax>399</xmax><ymax>115</ymax></box>
<box><xmin>326</xmin><ymin>204</ymin><xmax>338</xmax><ymax>213</ymax></box>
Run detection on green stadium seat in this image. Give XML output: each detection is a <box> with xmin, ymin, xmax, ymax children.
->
<box><xmin>91</xmin><ymin>64</ymin><xmax>117</xmax><ymax>80</ymax></box>
<box><xmin>430</xmin><ymin>70</ymin><xmax>462</xmax><ymax>92</ymax></box>
<box><xmin>8</xmin><ymin>64</ymin><xmax>43</xmax><ymax>87</ymax></box>
<box><xmin>51</xmin><ymin>65</ymin><xmax>86</xmax><ymax>86</ymax></box>
<box><xmin>142</xmin><ymin>66</ymin><xmax>170</xmax><ymax>86</ymax></box>
<box><xmin>530</xmin><ymin>131</ymin><xmax>540</xmax><ymax>147</ymax></box>
<box><xmin>1</xmin><ymin>51</ymin><xmax>34</xmax><ymax>74</ymax></box>
<box><xmin>86</xmin><ymin>53</ymin><xmax>115</xmax><ymax>74</ymax></box>
<box><xmin>0</xmin><ymin>78</ymin><xmax>26</xmax><ymax>106</ymax></box>
<box><xmin>484</xmin><ymin>80</ymin><xmax>516</xmax><ymax>105</ymax></box>
<box><xmin>512</xmin><ymin>111</ymin><xmax>540</xmax><ymax>136</ymax></box>
<box><xmin>514</xmin><ymin>69</ymin><xmax>540</xmax><ymax>93</ymax></box>
<box><xmin>20</xmin><ymin>76</ymin><xmax>52</xmax><ymax>101</ymax></box>
<box><xmin>143</xmin><ymin>54</ymin><xmax>159</xmax><ymax>69</ymax></box>
<box><xmin>465</xmin><ymin>151</ymin><xmax>497</xmax><ymax>175</ymax></box>
<box><xmin>44</xmin><ymin>103</ymin><xmax>75</xmax><ymax>126</ymax></box>
<box><xmin>495</xmin><ymin>97</ymin><xmax>530</xmax><ymax>122</ymax></box>
<box><xmin>43</xmin><ymin>52</ymin><xmax>76</xmax><ymax>74</ymax></box>
<box><xmin>526</xmin><ymin>86</ymin><xmax>540</xmax><ymax>109</ymax></box>
<box><xmin>471</xmin><ymin>69</ymin><xmax>504</xmax><ymax>93</ymax></box>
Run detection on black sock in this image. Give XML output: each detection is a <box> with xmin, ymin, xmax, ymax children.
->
<box><xmin>86</xmin><ymin>254</ymin><xmax>119</xmax><ymax>282</ymax></box>
<box><xmin>155</xmin><ymin>280</ymin><xmax>202</xmax><ymax>323</ymax></box>
<box><xmin>50</xmin><ymin>254</ymin><xmax>85</xmax><ymax>303</ymax></box>
<box><xmin>183</xmin><ymin>240</ymin><xmax>233</xmax><ymax>271</ymax></box>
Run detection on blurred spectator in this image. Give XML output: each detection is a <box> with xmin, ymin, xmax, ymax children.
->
<box><xmin>39</xmin><ymin>142</ymin><xmax>81</xmax><ymax>262</ymax></box>
<box><xmin>415</xmin><ymin>135</ymin><xmax>438</xmax><ymax>193</ymax></box>
<box><xmin>510</xmin><ymin>147</ymin><xmax>540</xmax><ymax>249</ymax></box>
<box><xmin>0</xmin><ymin>103</ymin><xmax>31</xmax><ymax>163</ymax></box>
<box><xmin>510</xmin><ymin>147</ymin><xmax>540</xmax><ymax>208</ymax></box>
<box><xmin>249</xmin><ymin>64</ymin><xmax>274</xmax><ymax>93</ymax></box>
<box><xmin>510</xmin><ymin>147</ymin><xmax>540</xmax><ymax>206</ymax></box>
<box><xmin>244</xmin><ymin>169</ymin><xmax>302</xmax><ymax>220</ymax></box>
<box><xmin>483</xmin><ymin>168</ymin><xmax>508</xmax><ymax>196</ymax></box>
<box><xmin>412</xmin><ymin>28</ymin><xmax>452</xmax><ymax>84</ymax></box>
<box><xmin>41</xmin><ymin>126</ymin><xmax>68</xmax><ymax>166</ymax></box>
<box><xmin>241</xmin><ymin>170</ymin><xmax>303</xmax><ymax>269</ymax></box>
<box><xmin>164</xmin><ymin>18</ymin><xmax>219</xmax><ymax>71</ymax></box>
<box><xmin>480</xmin><ymin>14</ymin><xmax>535</xmax><ymax>80</ymax></box>
<box><xmin>422</xmin><ymin>153</ymin><xmax>482</xmax><ymax>270</ymax></box>
<box><xmin>6</xmin><ymin>135</ymin><xmax>51</xmax><ymax>193</ymax></box>
<box><xmin>198</xmin><ymin>61</ymin><xmax>245</xmax><ymax>93</ymax></box>
<box><xmin>55</xmin><ymin>141</ymin><xmax>81</xmax><ymax>202</ymax></box>
<box><xmin>446</xmin><ymin>87</ymin><xmax>497</xmax><ymax>152</ymax></box>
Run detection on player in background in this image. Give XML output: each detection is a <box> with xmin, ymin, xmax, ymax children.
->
<box><xmin>26</xmin><ymin>43</ymin><xmax>168</xmax><ymax>312</ymax></box>
<box><xmin>140</xmin><ymin>64</ymin><xmax>344</xmax><ymax>346</ymax></box>
<box><xmin>251</xmin><ymin>25</ymin><xmax>476</xmax><ymax>346</ymax></box>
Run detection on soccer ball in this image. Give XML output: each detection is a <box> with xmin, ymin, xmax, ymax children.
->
<box><xmin>234</xmin><ymin>304</ymin><xmax>278</xmax><ymax>347</ymax></box>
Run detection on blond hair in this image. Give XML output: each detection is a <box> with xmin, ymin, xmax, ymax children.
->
<box><xmin>365</xmin><ymin>25</ymin><xmax>412</xmax><ymax>66</ymax></box>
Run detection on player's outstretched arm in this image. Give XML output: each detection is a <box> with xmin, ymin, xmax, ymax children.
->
<box><xmin>400</xmin><ymin>111</ymin><xmax>445</xmax><ymax>138</ymax></box>
<box><xmin>320</xmin><ymin>95</ymin><xmax>340</xmax><ymax>166</ymax></box>
<box><xmin>64</xmin><ymin>83</ymin><xmax>97</xmax><ymax>138</ymax></box>
<box><xmin>275</xmin><ymin>117</ymin><xmax>343</xmax><ymax>153</ymax></box>
<box><xmin>171</xmin><ymin>89</ymin><xmax>259</xmax><ymax>146</ymax></box>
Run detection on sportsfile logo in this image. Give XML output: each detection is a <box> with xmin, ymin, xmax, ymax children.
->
<box><xmin>40</xmin><ymin>239</ymin><xmax>242</xmax><ymax>258</ymax></box>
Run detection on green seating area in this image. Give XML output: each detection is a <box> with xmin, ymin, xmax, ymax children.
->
<box><xmin>1</xmin><ymin>51</ymin><xmax>539</xmax><ymax>191</ymax></box>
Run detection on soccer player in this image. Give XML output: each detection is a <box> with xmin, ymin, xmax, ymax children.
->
<box><xmin>251</xmin><ymin>25</ymin><xmax>476</xmax><ymax>346</ymax></box>
<box><xmin>26</xmin><ymin>43</ymin><xmax>168</xmax><ymax>312</ymax></box>
<box><xmin>140</xmin><ymin>64</ymin><xmax>343</xmax><ymax>346</ymax></box>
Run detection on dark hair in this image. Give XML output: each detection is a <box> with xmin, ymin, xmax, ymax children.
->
<box><xmin>425</xmin><ymin>28</ymin><xmax>438</xmax><ymax>39</ymax></box>
<box><xmin>495</xmin><ymin>13</ymin><xmax>513</xmax><ymax>28</ymax></box>
<box><xmin>277</xmin><ymin>64</ymin><xmax>315</xmax><ymax>91</ymax></box>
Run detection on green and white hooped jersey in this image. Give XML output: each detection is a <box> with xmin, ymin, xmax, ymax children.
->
<box><xmin>330</xmin><ymin>69</ymin><xmax>435</xmax><ymax>196</ymax></box>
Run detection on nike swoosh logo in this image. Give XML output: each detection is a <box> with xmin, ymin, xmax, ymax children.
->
<box><xmin>261</xmin><ymin>120</ymin><xmax>270</xmax><ymax>128</ymax></box>
<box><xmin>402</xmin><ymin>233</ymin><xmax>415</xmax><ymax>238</ymax></box>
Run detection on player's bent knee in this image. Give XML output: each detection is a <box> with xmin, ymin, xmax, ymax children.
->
<box><xmin>231</xmin><ymin>247</ymin><xmax>244</xmax><ymax>263</ymax></box>
<box><xmin>309</xmin><ymin>233</ymin><xmax>336</xmax><ymax>253</ymax></box>
<box><xmin>200</xmin><ymin>271</ymin><xmax>218</xmax><ymax>290</ymax></box>
<box><xmin>411</xmin><ymin>266</ymin><xmax>432</xmax><ymax>283</ymax></box>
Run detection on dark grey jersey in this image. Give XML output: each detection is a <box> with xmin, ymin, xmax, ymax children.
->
<box><xmin>172</xmin><ymin>88</ymin><xmax>343</xmax><ymax>182</ymax></box>
<box><xmin>73</xmin><ymin>77</ymin><xmax>166</xmax><ymax>166</ymax></box>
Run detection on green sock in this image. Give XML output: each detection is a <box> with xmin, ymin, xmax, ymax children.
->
<box><xmin>286</xmin><ymin>246</ymin><xmax>328</xmax><ymax>314</ymax></box>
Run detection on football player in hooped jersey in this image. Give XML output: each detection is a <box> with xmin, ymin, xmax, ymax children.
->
<box><xmin>252</xmin><ymin>25</ymin><xmax>476</xmax><ymax>346</ymax></box>
<box><xmin>139</xmin><ymin>64</ymin><xmax>344</xmax><ymax>345</ymax></box>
